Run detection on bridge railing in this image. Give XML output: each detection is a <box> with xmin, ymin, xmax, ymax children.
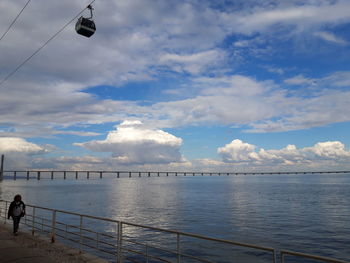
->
<box><xmin>0</xmin><ymin>200</ymin><xmax>348</xmax><ymax>263</ymax></box>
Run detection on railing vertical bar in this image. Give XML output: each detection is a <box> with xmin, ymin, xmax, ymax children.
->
<box><xmin>32</xmin><ymin>207</ymin><xmax>36</xmax><ymax>235</ymax></box>
<box><xmin>177</xmin><ymin>233</ymin><xmax>180</xmax><ymax>263</ymax></box>
<box><xmin>14</xmin><ymin>171</ymin><xmax>16</xmax><ymax>180</ymax></box>
<box><xmin>76</xmin><ymin>171</ymin><xmax>78</xmax><ymax>179</ymax></box>
<box><xmin>79</xmin><ymin>215</ymin><xmax>83</xmax><ymax>253</ymax></box>
<box><xmin>4</xmin><ymin>201</ymin><xmax>8</xmax><ymax>224</ymax></box>
<box><xmin>117</xmin><ymin>221</ymin><xmax>123</xmax><ymax>263</ymax></box>
<box><xmin>51</xmin><ymin>210</ymin><xmax>56</xmax><ymax>243</ymax></box>
<box><xmin>26</xmin><ymin>171</ymin><xmax>30</xmax><ymax>180</ymax></box>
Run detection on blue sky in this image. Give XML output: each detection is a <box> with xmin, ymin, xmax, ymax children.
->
<box><xmin>0</xmin><ymin>0</ymin><xmax>350</xmax><ymax>171</ymax></box>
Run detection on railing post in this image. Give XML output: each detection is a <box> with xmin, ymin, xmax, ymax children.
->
<box><xmin>272</xmin><ymin>250</ymin><xmax>276</xmax><ymax>263</ymax></box>
<box><xmin>139</xmin><ymin>172</ymin><xmax>141</xmax><ymax>177</ymax></box>
<box><xmin>64</xmin><ymin>171</ymin><xmax>66</xmax><ymax>180</ymax></box>
<box><xmin>51</xmin><ymin>171</ymin><xmax>54</xmax><ymax>180</ymax></box>
<box><xmin>79</xmin><ymin>215</ymin><xmax>83</xmax><ymax>253</ymax></box>
<box><xmin>117</xmin><ymin>172</ymin><xmax>120</xmax><ymax>178</ymax></box>
<box><xmin>51</xmin><ymin>210</ymin><xmax>56</xmax><ymax>243</ymax></box>
<box><xmin>148</xmin><ymin>172</ymin><xmax>150</xmax><ymax>177</ymax></box>
<box><xmin>37</xmin><ymin>171</ymin><xmax>40</xmax><ymax>180</ymax></box>
<box><xmin>117</xmin><ymin>221</ymin><xmax>123</xmax><ymax>263</ymax></box>
<box><xmin>129</xmin><ymin>172</ymin><xmax>131</xmax><ymax>178</ymax></box>
<box><xmin>76</xmin><ymin>171</ymin><xmax>78</xmax><ymax>180</ymax></box>
<box><xmin>87</xmin><ymin>172</ymin><xmax>89</xmax><ymax>179</ymax></box>
<box><xmin>32</xmin><ymin>207</ymin><xmax>36</xmax><ymax>235</ymax></box>
<box><xmin>100</xmin><ymin>172</ymin><xmax>102</xmax><ymax>179</ymax></box>
<box><xmin>26</xmin><ymin>171</ymin><xmax>29</xmax><ymax>180</ymax></box>
<box><xmin>177</xmin><ymin>233</ymin><xmax>180</xmax><ymax>263</ymax></box>
<box><xmin>0</xmin><ymin>154</ymin><xmax>4</xmax><ymax>181</ymax></box>
<box><xmin>14</xmin><ymin>171</ymin><xmax>16</xmax><ymax>180</ymax></box>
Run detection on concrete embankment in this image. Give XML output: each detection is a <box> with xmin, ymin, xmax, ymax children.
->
<box><xmin>0</xmin><ymin>223</ymin><xmax>107</xmax><ymax>263</ymax></box>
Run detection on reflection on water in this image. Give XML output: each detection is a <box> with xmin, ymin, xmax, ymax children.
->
<box><xmin>0</xmin><ymin>174</ymin><xmax>349</xmax><ymax>261</ymax></box>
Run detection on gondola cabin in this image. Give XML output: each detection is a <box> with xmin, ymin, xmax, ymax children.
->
<box><xmin>75</xmin><ymin>16</ymin><xmax>96</xmax><ymax>37</ymax></box>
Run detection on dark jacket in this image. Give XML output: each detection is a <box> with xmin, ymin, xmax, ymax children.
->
<box><xmin>7</xmin><ymin>201</ymin><xmax>26</xmax><ymax>219</ymax></box>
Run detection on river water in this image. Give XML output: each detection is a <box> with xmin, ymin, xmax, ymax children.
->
<box><xmin>0</xmin><ymin>173</ymin><xmax>349</xmax><ymax>262</ymax></box>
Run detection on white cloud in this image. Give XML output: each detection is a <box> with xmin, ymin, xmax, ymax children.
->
<box><xmin>284</xmin><ymin>75</ymin><xmax>316</xmax><ymax>86</ymax></box>
<box><xmin>304</xmin><ymin>141</ymin><xmax>350</xmax><ymax>160</ymax></box>
<box><xmin>227</xmin><ymin>1</ymin><xmax>350</xmax><ymax>35</ymax></box>
<box><xmin>159</xmin><ymin>49</ymin><xmax>226</xmax><ymax>75</ymax></box>
<box><xmin>0</xmin><ymin>0</ymin><xmax>349</xmax><ymax>142</ymax></box>
<box><xmin>0</xmin><ymin>137</ymin><xmax>47</xmax><ymax>154</ymax></box>
<box><xmin>218</xmin><ymin>139</ymin><xmax>258</xmax><ymax>163</ymax></box>
<box><xmin>313</xmin><ymin>31</ymin><xmax>348</xmax><ymax>45</ymax></box>
<box><xmin>0</xmin><ymin>137</ymin><xmax>52</xmax><ymax>169</ymax></box>
<box><xmin>75</xmin><ymin>120</ymin><xmax>184</xmax><ymax>164</ymax></box>
<box><xmin>218</xmin><ymin>139</ymin><xmax>350</xmax><ymax>167</ymax></box>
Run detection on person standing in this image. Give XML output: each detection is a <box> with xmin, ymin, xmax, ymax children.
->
<box><xmin>7</xmin><ymin>194</ymin><xmax>26</xmax><ymax>235</ymax></box>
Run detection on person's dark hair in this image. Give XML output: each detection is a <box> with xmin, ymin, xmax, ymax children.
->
<box><xmin>14</xmin><ymin>194</ymin><xmax>22</xmax><ymax>201</ymax></box>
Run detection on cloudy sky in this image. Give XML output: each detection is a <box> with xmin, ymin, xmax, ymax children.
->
<box><xmin>0</xmin><ymin>0</ymin><xmax>350</xmax><ymax>171</ymax></box>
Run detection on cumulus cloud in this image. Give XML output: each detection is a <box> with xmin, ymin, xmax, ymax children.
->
<box><xmin>218</xmin><ymin>139</ymin><xmax>350</xmax><ymax>167</ymax></box>
<box><xmin>75</xmin><ymin>120</ymin><xmax>184</xmax><ymax>164</ymax></box>
<box><xmin>0</xmin><ymin>137</ymin><xmax>52</xmax><ymax>169</ymax></box>
<box><xmin>0</xmin><ymin>137</ymin><xmax>47</xmax><ymax>154</ymax></box>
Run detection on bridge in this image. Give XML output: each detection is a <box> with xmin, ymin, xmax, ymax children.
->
<box><xmin>0</xmin><ymin>170</ymin><xmax>349</xmax><ymax>180</ymax></box>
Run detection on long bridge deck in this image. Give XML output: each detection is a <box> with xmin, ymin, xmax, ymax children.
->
<box><xmin>1</xmin><ymin>170</ymin><xmax>349</xmax><ymax>180</ymax></box>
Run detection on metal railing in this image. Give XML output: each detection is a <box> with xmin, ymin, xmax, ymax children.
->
<box><xmin>1</xmin><ymin>170</ymin><xmax>350</xmax><ymax>180</ymax></box>
<box><xmin>0</xmin><ymin>200</ymin><xmax>348</xmax><ymax>263</ymax></box>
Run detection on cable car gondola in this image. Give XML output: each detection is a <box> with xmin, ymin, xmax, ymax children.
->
<box><xmin>75</xmin><ymin>5</ymin><xmax>96</xmax><ymax>38</ymax></box>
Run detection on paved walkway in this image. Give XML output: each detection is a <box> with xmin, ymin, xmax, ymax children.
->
<box><xmin>0</xmin><ymin>223</ymin><xmax>107</xmax><ymax>263</ymax></box>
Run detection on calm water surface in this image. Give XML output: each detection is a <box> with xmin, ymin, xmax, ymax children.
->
<box><xmin>0</xmin><ymin>174</ymin><xmax>349</xmax><ymax>262</ymax></box>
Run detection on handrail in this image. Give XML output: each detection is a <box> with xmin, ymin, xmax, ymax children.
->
<box><xmin>281</xmin><ymin>250</ymin><xmax>349</xmax><ymax>263</ymax></box>
<box><xmin>1</xmin><ymin>200</ymin><xmax>349</xmax><ymax>263</ymax></box>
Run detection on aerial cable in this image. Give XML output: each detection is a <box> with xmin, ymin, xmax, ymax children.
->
<box><xmin>0</xmin><ymin>0</ymin><xmax>31</xmax><ymax>42</ymax></box>
<box><xmin>0</xmin><ymin>0</ymin><xmax>96</xmax><ymax>88</ymax></box>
